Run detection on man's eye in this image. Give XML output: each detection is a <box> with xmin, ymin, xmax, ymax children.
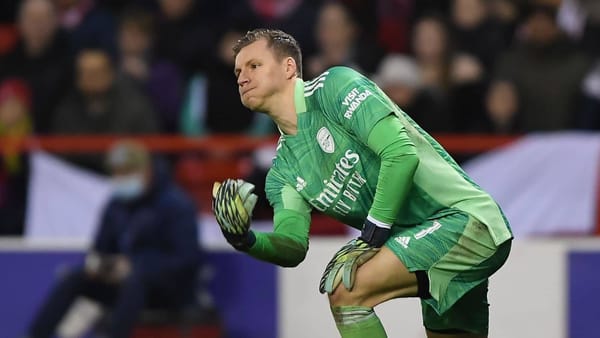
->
<box><xmin>251</xmin><ymin>64</ymin><xmax>258</xmax><ymax>69</ymax></box>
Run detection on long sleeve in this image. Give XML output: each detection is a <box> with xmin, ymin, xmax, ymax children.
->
<box><xmin>366</xmin><ymin>115</ymin><xmax>419</xmax><ymax>224</ymax></box>
<box><xmin>248</xmin><ymin>209</ymin><xmax>310</xmax><ymax>267</ymax></box>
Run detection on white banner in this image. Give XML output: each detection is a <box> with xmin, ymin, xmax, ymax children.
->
<box><xmin>463</xmin><ymin>132</ymin><xmax>600</xmax><ymax>237</ymax></box>
<box><xmin>25</xmin><ymin>152</ymin><xmax>111</xmax><ymax>243</ymax></box>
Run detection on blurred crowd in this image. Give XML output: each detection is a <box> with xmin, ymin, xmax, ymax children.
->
<box><xmin>1</xmin><ymin>0</ymin><xmax>600</xmax><ymax>235</ymax></box>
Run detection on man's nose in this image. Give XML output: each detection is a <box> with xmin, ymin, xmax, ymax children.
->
<box><xmin>237</xmin><ymin>73</ymin><xmax>249</xmax><ymax>86</ymax></box>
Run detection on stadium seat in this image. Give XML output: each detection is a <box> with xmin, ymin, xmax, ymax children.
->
<box><xmin>175</xmin><ymin>154</ymin><xmax>253</xmax><ymax>213</ymax></box>
<box><xmin>131</xmin><ymin>306</ymin><xmax>222</xmax><ymax>338</ymax></box>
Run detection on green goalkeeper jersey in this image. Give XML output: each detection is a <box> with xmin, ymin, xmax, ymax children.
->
<box><xmin>250</xmin><ymin>66</ymin><xmax>512</xmax><ymax>266</ymax></box>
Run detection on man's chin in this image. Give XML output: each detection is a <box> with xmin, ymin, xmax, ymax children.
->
<box><xmin>241</xmin><ymin>98</ymin><xmax>261</xmax><ymax>112</ymax></box>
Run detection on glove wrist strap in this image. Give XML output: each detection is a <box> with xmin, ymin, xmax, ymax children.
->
<box><xmin>225</xmin><ymin>230</ymin><xmax>256</xmax><ymax>252</ymax></box>
<box><xmin>359</xmin><ymin>218</ymin><xmax>390</xmax><ymax>248</ymax></box>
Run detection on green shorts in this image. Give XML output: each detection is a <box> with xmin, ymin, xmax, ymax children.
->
<box><xmin>385</xmin><ymin>211</ymin><xmax>511</xmax><ymax>335</ymax></box>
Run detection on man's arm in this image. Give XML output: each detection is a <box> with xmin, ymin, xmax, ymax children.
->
<box><xmin>366</xmin><ymin>114</ymin><xmax>419</xmax><ymax>225</ymax></box>
<box><xmin>247</xmin><ymin>209</ymin><xmax>310</xmax><ymax>267</ymax></box>
<box><xmin>212</xmin><ymin>173</ymin><xmax>312</xmax><ymax>267</ymax></box>
<box><xmin>91</xmin><ymin>202</ymin><xmax>118</xmax><ymax>254</ymax></box>
<box><xmin>318</xmin><ymin>67</ymin><xmax>420</xmax><ymax>293</ymax></box>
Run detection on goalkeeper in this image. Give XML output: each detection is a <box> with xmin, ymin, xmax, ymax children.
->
<box><xmin>212</xmin><ymin>28</ymin><xmax>513</xmax><ymax>338</ymax></box>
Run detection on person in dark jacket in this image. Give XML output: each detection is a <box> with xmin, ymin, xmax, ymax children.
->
<box><xmin>51</xmin><ymin>48</ymin><xmax>159</xmax><ymax>172</ymax></box>
<box><xmin>0</xmin><ymin>0</ymin><xmax>73</xmax><ymax>134</ymax></box>
<box><xmin>25</xmin><ymin>140</ymin><xmax>200</xmax><ymax>338</ymax></box>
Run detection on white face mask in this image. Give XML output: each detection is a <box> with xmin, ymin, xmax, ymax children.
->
<box><xmin>111</xmin><ymin>174</ymin><xmax>145</xmax><ymax>200</ymax></box>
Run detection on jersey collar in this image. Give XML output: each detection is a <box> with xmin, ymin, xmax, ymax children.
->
<box><xmin>294</xmin><ymin>78</ymin><xmax>307</xmax><ymax>114</ymax></box>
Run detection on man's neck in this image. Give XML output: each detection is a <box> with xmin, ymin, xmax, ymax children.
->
<box><xmin>267</xmin><ymin>78</ymin><xmax>298</xmax><ymax>135</ymax></box>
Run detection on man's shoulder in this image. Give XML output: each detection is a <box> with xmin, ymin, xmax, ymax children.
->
<box><xmin>304</xmin><ymin>67</ymin><xmax>366</xmax><ymax>106</ymax></box>
<box><xmin>306</xmin><ymin>66</ymin><xmax>363</xmax><ymax>86</ymax></box>
<box><xmin>326</xmin><ymin>65</ymin><xmax>362</xmax><ymax>77</ymax></box>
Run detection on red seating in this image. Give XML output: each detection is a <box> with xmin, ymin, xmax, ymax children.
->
<box><xmin>175</xmin><ymin>154</ymin><xmax>252</xmax><ymax>213</ymax></box>
<box><xmin>132</xmin><ymin>325</ymin><xmax>221</xmax><ymax>338</ymax></box>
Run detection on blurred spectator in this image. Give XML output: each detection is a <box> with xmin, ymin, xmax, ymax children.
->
<box><xmin>26</xmin><ymin>140</ymin><xmax>201</xmax><ymax>338</ymax></box>
<box><xmin>480</xmin><ymin>80</ymin><xmax>521</xmax><ymax>133</ymax></box>
<box><xmin>448</xmin><ymin>53</ymin><xmax>488</xmax><ymax>132</ymax></box>
<box><xmin>373</xmin><ymin>54</ymin><xmax>449</xmax><ymax>132</ymax></box>
<box><xmin>411</xmin><ymin>15</ymin><xmax>453</xmax><ymax>94</ymax></box>
<box><xmin>0</xmin><ymin>0</ymin><xmax>72</xmax><ymax>134</ymax></box>
<box><xmin>153</xmin><ymin>0</ymin><xmax>216</xmax><ymax>76</ymax></box>
<box><xmin>180</xmin><ymin>29</ymin><xmax>275</xmax><ymax>136</ymax></box>
<box><xmin>450</xmin><ymin>0</ymin><xmax>511</xmax><ymax>71</ymax></box>
<box><xmin>495</xmin><ymin>4</ymin><xmax>592</xmax><ymax>131</ymax></box>
<box><xmin>412</xmin><ymin>13</ymin><xmax>491</xmax><ymax>131</ymax></box>
<box><xmin>51</xmin><ymin>48</ymin><xmax>158</xmax><ymax>171</ymax></box>
<box><xmin>227</xmin><ymin>0</ymin><xmax>319</xmax><ymax>63</ymax></box>
<box><xmin>488</xmin><ymin>0</ymin><xmax>522</xmax><ymax>49</ymax></box>
<box><xmin>54</xmin><ymin>0</ymin><xmax>117</xmax><ymax>56</ymax></box>
<box><xmin>0</xmin><ymin>79</ymin><xmax>31</xmax><ymax>236</ymax></box>
<box><xmin>117</xmin><ymin>7</ymin><xmax>184</xmax><ymax>132</ymax></box>
<box><xmin>306</xmin><ymin>1</ymin><xmax>384</xmax><ymax>78</ymax></box>
<box><xmin>489</xmin><ymin>1</ymin><xmax>522</xmax><ymax>25</ymax></box>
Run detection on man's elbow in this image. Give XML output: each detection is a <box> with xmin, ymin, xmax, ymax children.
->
<box><xmin>280</xmin><ymin>246</ymin><xmax>308</xmax><ymax>268</ymax></box>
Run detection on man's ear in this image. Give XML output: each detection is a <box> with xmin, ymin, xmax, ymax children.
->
<box><xmin>285</xmin><ymin>57</ymin><xmax>297</xmax><ymax>79</ymax></box>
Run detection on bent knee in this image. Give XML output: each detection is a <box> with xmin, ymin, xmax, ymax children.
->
<box><xmin>328</xmin><ymin>284</ymin><xmax>370</xmax><ymax>307</ymax></box>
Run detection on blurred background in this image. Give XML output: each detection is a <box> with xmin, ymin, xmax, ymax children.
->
<box><xmin>0</xmin><ymin>0</ymin><xmax>598</xmax><ymax>337</ymax></box>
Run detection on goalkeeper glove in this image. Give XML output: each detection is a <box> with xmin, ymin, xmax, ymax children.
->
<box><xmin>319</xmin><ymin>218</ymin><xmax>390</xmax><ymax>294</ymax></box>
<box><xmin>212</xmin><ymin>179</ymin><xmax>258</xmax><ymax>251</ymax></box>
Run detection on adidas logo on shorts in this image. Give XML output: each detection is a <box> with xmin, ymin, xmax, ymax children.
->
<box><xmin>395</xmin><ymin>236</ymin><xmax>411</xmax><ymax>249</ymax></box>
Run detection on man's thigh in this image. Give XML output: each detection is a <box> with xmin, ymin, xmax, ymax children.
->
<box><xmin>341</xmin><ymin>246</ymin><xmax>419</xmax><ymax>307</ymax></box>
<box><xmin>385</xmin><ymin>212</ymin><xmax>508</xmax><ymax>312</ymax></box>
<box><xmin>384</xmin><ymin>211</ymin><xmax>511</xmax><ymax>335</ymax></box>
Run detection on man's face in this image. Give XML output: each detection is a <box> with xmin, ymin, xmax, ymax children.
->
<box><xmin>77</xmin><ymin>51</ymin><xmax>114</xmax><ymax>97</ymax></box>
<box><xmin>452</xmin><ymin>0</ymin><xmax>486</xmax><ymax>29</ymax></box>
<box><xmin>316</xmin><ymin>3</ymin><xmax>356</xmax><ymax>51</ymax></box>
<box><xmin>526</xmin><ymin>12</ymin><xmax>560</xmax><ymax>46</ymax></box>
<box><xmin>159</xmin><ymin>0</ymin><xmax>193</xmax><ymax>20</ymax></box>
<box><xmin>110</xmin><ymin>166</ymin><xmax>149</xmax><ymax>200</ymax></box>
<box><xmin>19</xmin><ymin>0</ymin><xmax>58</xmax><ymax>52</ymax></box>
<box><xmin>119</xmin><ymin>24</ymin><xmax>151</xmax><ymax>56</ymax></box>
<box><xmin>234</xmin><ymin>39</ymin><xmax>288</xmax><ymax>112</ymax></box>
<box><xmin>0</xmin><ymin>97</ymin><xmax>28</xmax><ymax>129</ymax></box>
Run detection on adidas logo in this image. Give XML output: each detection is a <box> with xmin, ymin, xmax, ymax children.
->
<box><xmin>395</xmin><ymin>236</ymin><xmax>410</xmax><ymax>249</ymax></box>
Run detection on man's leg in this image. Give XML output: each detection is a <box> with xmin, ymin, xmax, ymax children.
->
<box><xmin>327</xmin><ymin>213</ymin><xmax>508</xmax><ymax>338</ymax></box>
<box><xmin>27</xmin><ymin>266</ymin><xmax>88</xmax><ymax>338</ymax></box>
<box><xmin>328</xmin><ymin>247</ymin><xmax>419</xmax><ymax>338</ymax></box>
<box><xmin>328</xmin><ymin>247</ymin><xmax>485</xmax><ymax>338</ymax></box>
<box><xmin>106</xmin><ymin>270</ymin><xmax>148</xmax><ymax>338</ymax></box>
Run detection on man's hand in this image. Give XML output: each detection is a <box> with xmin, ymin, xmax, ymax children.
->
<box><xmin>105</xmin><ymin>256</ymin><xmax>131</xmax><ymax>284</ymax></box>
<box><xmin>319</xmin><ymin>238</ymin><xmax>380</xmax><ymax>294</ymax></box>
<box><xmin>84</xmin><ymin>253</ymin><xmax>130</xmax><ymax>283</ymax></box>
<box><xmin>212</xmin><ymin>179</ymin><xmax>258</xmax><ymax>250</ymax></box>
<box><xmin>319</xmin><ymin>218</ymin><xmax>391</xmax><ymax>294</ymax></box>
